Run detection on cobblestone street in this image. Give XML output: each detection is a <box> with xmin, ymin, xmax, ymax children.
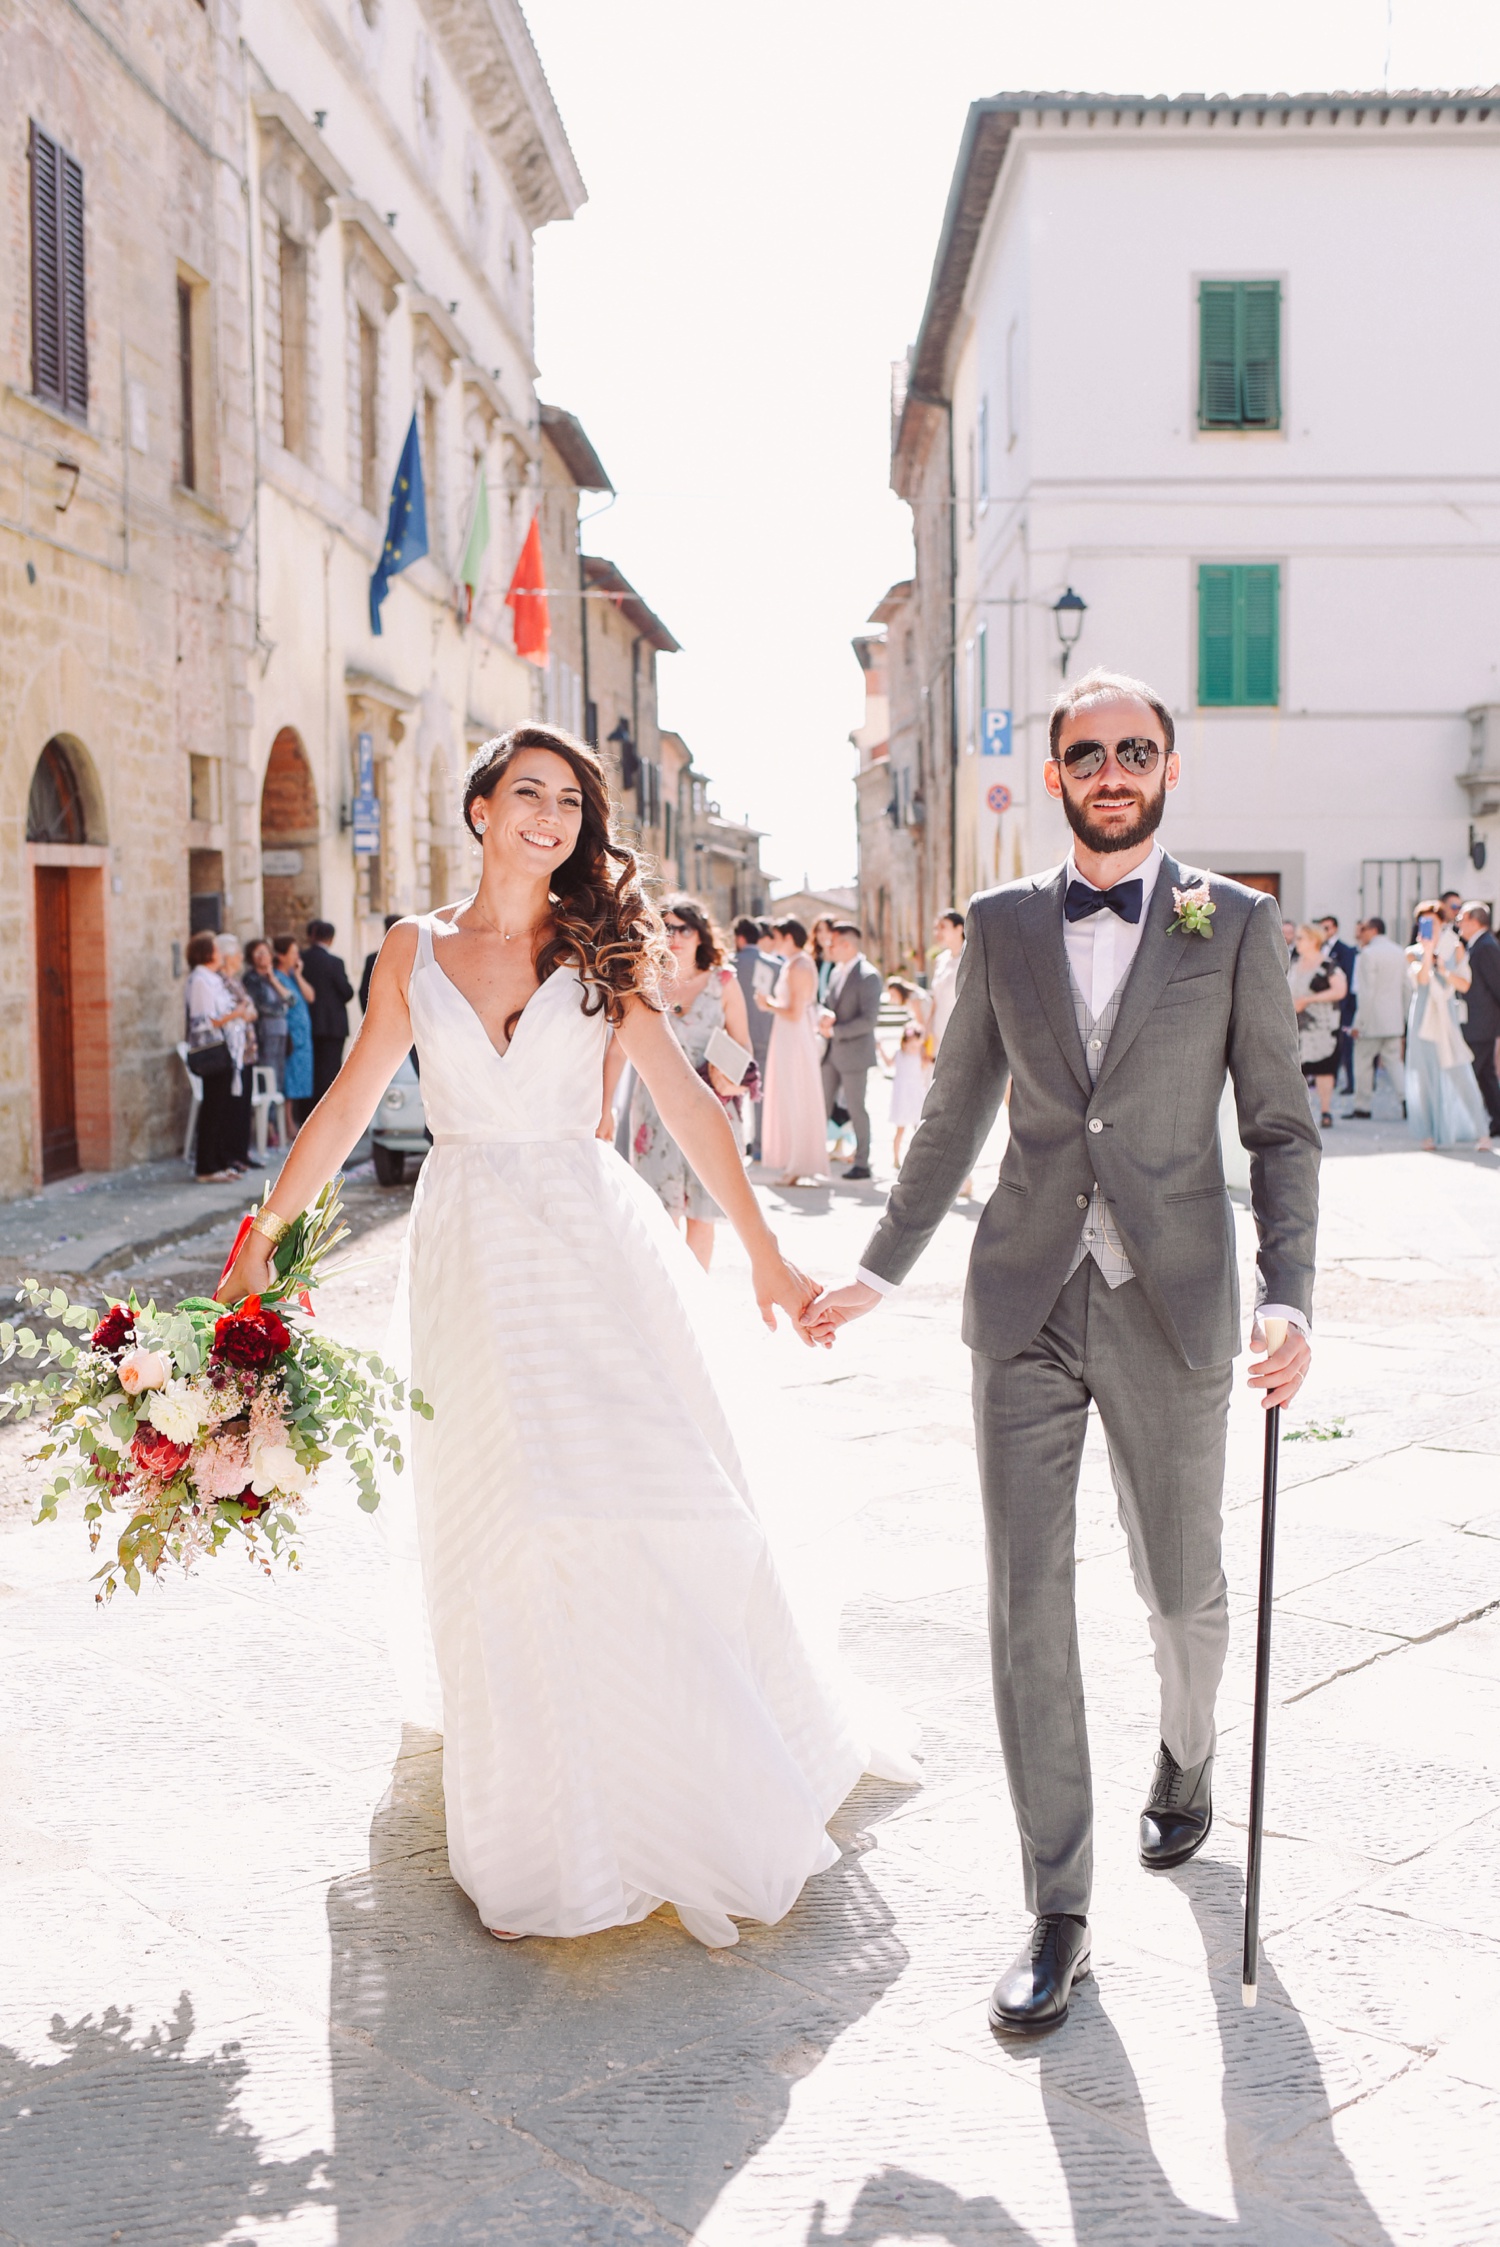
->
<box><xmin>1</xmin><ymin>1111</ymin><xmax>1498</xmax><ymax>2246</ymax></box>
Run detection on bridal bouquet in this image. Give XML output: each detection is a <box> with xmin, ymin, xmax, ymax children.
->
<box><xmin>1</xmin><ymin>1181</ymin><xmax>428</xmax><ymax>1601</ymax></box>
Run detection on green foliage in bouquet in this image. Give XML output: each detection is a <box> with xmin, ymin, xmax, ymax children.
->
<box><xmin>0</xmin><ymin>1179</ymin><xmax>431</xmax><ymax>1601</ymax></box>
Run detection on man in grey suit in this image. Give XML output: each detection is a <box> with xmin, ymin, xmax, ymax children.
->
<box><xmin>819</xmin><ymin>922</ymin><xmax>884</xmax><ymax>1178</ymax></box>
<box><xmin>806</xmin><ymin>669</ymin><xmax>1320</xmax><ymax>2036</ymax></box>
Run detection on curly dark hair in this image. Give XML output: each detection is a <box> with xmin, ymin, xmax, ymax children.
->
<box><xmin>462</xmin><ymin>725</ymin><xmax>670</xmax><ymax>1041</ymax></box>
<box><xmin>659</xmin><ymin>892</ymin><xmax>724</xmax><ymax>973</ymax></box>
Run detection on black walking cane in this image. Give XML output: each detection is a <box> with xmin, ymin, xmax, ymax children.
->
<box><xmin>1242</xmin><ymin>1315</ymin><xmax>1287</xmax><ymax>2008</ymax></box>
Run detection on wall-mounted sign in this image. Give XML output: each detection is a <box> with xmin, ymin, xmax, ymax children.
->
<box><xmin>352</xmin><ymin>730</ymin><xmax>380</xmax><ymax>856</ymax></box>
<box><xmin>981</xmin><ymin>707</ymin><xmax>1012</xmax><ymax>755</ymax></box>
<box><xmin>986</xmin><ymin>781</ymin><xmax>1012</xmax><ymax>815</ymax></box>
<box><xmin>261</xmin><ymin>849</ymin><xmax>302</xmax><ymax>878</ymax></box>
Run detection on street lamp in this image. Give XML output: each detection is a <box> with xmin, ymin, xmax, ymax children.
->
<box><xmin>1052</xmin><ymin>586</ymin><xmax>1087</xmax><ymax>678</ymax></box>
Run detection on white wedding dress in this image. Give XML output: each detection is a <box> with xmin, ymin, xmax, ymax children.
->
<box><xmin>393</xmin><ymin>914</ymin><xmax>909</xmax><ymax>1947</ymax></box>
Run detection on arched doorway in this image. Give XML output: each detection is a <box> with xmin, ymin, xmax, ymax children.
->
<box><xmin>28</xmin><ymin>736</ymin><xmax>109</xmax><ymax>1182</ymax></box>
<box><xmin>260</xmin><ymin>729</ymin><xmax>321</xmax><ymax>939</ymax></box>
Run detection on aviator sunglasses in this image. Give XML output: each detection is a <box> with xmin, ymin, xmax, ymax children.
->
<box><xmin>662</xmin><ymin>918</ymin><xmax>694</xmax><ymax>936</ymax></box>
<box><xmin>1057</xmin><ymin>736</ymin><xmax>1163</xmax><ymax>780</ymax></box>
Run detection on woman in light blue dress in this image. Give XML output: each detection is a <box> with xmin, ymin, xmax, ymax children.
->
<box><xmin>1405</xmin><ymin>901</ymin><xmax>1488</xmax><ymax>1148</ymax></box>
<box><xmin>272</xmin><ymin>935</ymin><xmax>315</xmax><ymax>1125</ymax></box>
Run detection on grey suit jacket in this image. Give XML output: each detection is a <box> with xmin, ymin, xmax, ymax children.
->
<box><xmin>860</xmin><ymin>856</ymin><xmax>1320</xmax><ymax>1368</ymax></box>
<box><xmin>826</xmin><ymin>955</ymin><xmax>883</xmax><ymax>1070</ymax></box>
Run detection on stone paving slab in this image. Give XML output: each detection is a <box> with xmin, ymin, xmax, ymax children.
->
<box><xmin>0</xmin><ymin>1109</ymin><xmax>1498</xmax><ymax>2243</ymax></box>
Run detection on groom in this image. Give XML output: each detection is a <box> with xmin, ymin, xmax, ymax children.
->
<box><xmin>807</xmin><ymin>668</ymin><xmax>1319</xmax><ymax>2035</ymax></box>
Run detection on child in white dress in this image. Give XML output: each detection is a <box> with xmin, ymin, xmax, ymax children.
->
<box><xmin>884</xmin><ymin>977</ymin><xmax>931</xmax><ymax>1168</ymax></box>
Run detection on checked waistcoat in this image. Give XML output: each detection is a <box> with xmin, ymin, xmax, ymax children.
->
<box><xmin>1063</xmin><ymin>969</ymin><xmax>1136</xmax><ymax>1290</ymax></box>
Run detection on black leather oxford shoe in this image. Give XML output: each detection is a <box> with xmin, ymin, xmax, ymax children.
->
<box><xmin>1139</xmin><ymin>1740</ymin><xmax>1213</xmax><ymax>1869</ymax></box>
<box><xmin>987</xmin><ymin>1913</ymin><xmax>1092</xmax><ymax>2036</ymax></box>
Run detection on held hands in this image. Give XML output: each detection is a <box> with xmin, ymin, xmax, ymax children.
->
<box><xmin>798</xmin><ymin>1279</ymin><xmax>882</xmax><ymax>1349</ymax></box>
<box><xmin>1247</xmin><ymin>1317</ymin><xmax>1311</xmax><ymax>1412</ymax></box>
<box><xmin>751</xmin><ymin>1247</ymin><xmax>823</xmax><ymax>1346</ymax></box>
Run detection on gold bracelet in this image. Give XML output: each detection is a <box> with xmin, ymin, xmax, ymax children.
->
<box><xmin>249</xmin><ymin>1209</ymin><xmax>292</xmax><ymax>1247</ymax></box>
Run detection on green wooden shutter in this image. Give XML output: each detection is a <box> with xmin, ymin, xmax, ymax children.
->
<box><xmin>29</xmin><ymin>122</ymin><xmax>63</xmax><ymax>407</ymax></box>
<box><xmin>1198</xmin><ymin>566</ymin><xmax>1236</xmax><ymax>702</ymax></box>
<box><xmin>1240</xmin><ymin>282</ymin><xmax>1280</xmax><ymax>428</ymax></box>
<box><xmin>1199</xmin><ymin>284</ymin><xmax>1239</xmax><ymax>427</ymax></box>
<box><xmin>1241</xmin><ymin>564</ymin><xmax>1279</xmax><ymax>701</ymax></box>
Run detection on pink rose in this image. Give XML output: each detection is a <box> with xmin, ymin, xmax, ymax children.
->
<box><xmin>117</xmin><ymin>1347</ymin><xmax>170</xmax><ymax>1395</ymax></box>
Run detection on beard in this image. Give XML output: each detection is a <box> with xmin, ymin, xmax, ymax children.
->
<box><xmin>1060</xmin><ymin>777</ymin><xmax>1168</xmax><ymax>856</ymax></box>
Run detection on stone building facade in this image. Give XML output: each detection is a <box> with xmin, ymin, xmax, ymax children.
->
<box><xmin>0</xmin><ymin>0</ymin><xmax>585</xmax><ymax>1196</ymax></box>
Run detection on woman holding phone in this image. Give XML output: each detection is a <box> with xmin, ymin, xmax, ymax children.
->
<box><xmin>1406</xmin><ymin>899</ymin><xmax>1488</xmax><ymax>1148</ymax></box>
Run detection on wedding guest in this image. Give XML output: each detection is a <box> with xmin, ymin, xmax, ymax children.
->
<box><xmin>1458</xmin><ymin>902</ymin><xmax>1500</xmax><ymax>1144</ymax></box>
<box><xmin>183</xmin><ymin>932</ymin><xmax>246</xmax><ymax>1182</ymax></box>
<box><xmin>244</xmin><ymin>938</ymin><xmax>289</xmax><ymax>1098</ymax></box>
<box><xmin>272</xmin><ymin>935</ymin><xmax>315</xmax><ymax>1128</ymax></box>
<box><xmin>732</xmin><ymin>915</ymin><xmax>774</xmax><ymax>1160</ymax></box>
<box><xmin>626</xmin><ymin>895</ymin><xmax>754</xmax><ymax>1270</ymax></box>
<box><xmin>360</xmin><ymin>914</ymin><xmax>402</xmax><ymax>1014</ymax></box>
<box><xmin>215</xmin><ymin>933</ymin><xmax>258</xmax><ymax>1170</ymax></box>
<box><xmin>1349</xmin><ymin>917</ymin><xmax>1407</xmax><ymax>1119</ymax></box>
<box><xmin>1288</xmin><ymin>923</ymin><xmax>1346</xmax><ymax>1129</ymax></box>
<box><xmin>818</xmin><ymin>922</ymin><xmax>884</xmax><ymax>1179</ymax></box>
<box><xmin>756</xmin><ymin>916</ymin><xmax>828</xmax><ymax>1187</ymax></box>
<box><xmin>929</xmin><ymin>909</ymin><xmax>966</xmax><ymax>1053</ymax></box>
<box><xmin>810</xmin><ymin>917</ymin><xmax>837</xmax><ymax>1004</ymax></box>
<box><xmin>883</xmin><ymin>976</ymin><xmax>932</xmax><ymax>1169</ymax></box>
<box><xmin>1318</xmin><ymin>915</ymin><xmax>1358</xmax><ymax>1100</ymax></box>
<box><xmin>1406</xmin><ymin>899</ymin><xmax>1488</xmax><ymax>1149</ymax></box>
<box><xmin>302</xmin><ymin>920</ymin><xmax>354</xmax><ymax>1104</ymax></box>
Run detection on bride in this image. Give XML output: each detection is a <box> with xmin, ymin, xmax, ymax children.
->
<box><xmin>219</xmin><ymin>725</ymin><xmax>908</xmax><ymax>1948</ymax></box>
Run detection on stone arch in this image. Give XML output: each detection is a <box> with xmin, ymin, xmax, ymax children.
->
<box><xmin>26</xmin><ymin>733</ymin><xmax>106</xmax><ymax>844</ymax></box>
<box><xmin>25</xmin><ymin>735</ymin><xmax>111</xmax><ymax>1181</ymax></box>
<box><xmin>259</xmin><ymin>728</ymin><xmax>321</xmax><ymax>940</ymax></box>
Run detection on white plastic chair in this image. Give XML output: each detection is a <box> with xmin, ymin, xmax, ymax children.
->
<box><xmin>250</xmin><ymin>1065</ymin><xmax>285</xmax><ymax>1161</ymax></box>
<box><xmin>176</xmin><ymin>1041</ymin><xmax>203</xmax><ymax>1163</ymax></box>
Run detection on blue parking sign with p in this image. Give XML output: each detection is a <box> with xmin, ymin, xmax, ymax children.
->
<box><xmin>981</xmin><ymin>708</ymin><xmax>1012</xmax><ymax>756</ymax></box>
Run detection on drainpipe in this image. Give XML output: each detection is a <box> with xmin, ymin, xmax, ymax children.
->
<box><xmin>944</xmin><ymin>398</ymin><xmax>959</xmax><ymax>910</ymax></box>
<box><xmin>578</xmin><ymin>540</ymin><xmax>593</xmax><ymax>745</ymax></box>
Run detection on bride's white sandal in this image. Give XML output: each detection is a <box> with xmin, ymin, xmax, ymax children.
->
<box><xmin>488</xmin><ymin>1928</ymin><xmax>527</xmax><ymax>1941</ymax></box>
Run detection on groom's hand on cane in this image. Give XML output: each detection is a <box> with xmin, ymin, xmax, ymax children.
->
<box><xmin>1247</xmin><ymin>1317</ymin><xmax>1311</xmax><ymax>1411</ymax></box>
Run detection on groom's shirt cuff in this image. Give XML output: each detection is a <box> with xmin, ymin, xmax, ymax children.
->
<box><xmin>856</xmin><ymin>1265</ymin><xmax>899</xmax><ymax>1297</ymax></box>
<box><xmin>1259</xmin><ymin>1302</ymin><xmax>1310</xmax><ymax>1338</ymax></box>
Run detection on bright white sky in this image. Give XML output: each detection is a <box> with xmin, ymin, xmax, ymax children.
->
<box><xmin>520</xmin><ymin>0</ymin><xmax>1498</xmax><ymax>895</ymax></box>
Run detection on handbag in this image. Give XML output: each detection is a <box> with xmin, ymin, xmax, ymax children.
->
<box><xmin>187</xmin><ymin>1040</ymin><xmax>232</xmax><ymax>1080</ymax></box>
<box><xmin>704</xmin><ymin>1025</ymin><xmax>754</xmax><ymax>1085</ymax></box>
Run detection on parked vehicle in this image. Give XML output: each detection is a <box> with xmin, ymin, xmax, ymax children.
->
<box><xmin>371</xmin><ymin>1052</ymin><xmax>429</xmax><ymax>1186</ymax></box>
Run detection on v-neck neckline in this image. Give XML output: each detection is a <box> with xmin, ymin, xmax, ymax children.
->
<box><xmin>425</xmin><ymin>918</ymin><xmax>563</xmax><ymax>1062</ymax></box>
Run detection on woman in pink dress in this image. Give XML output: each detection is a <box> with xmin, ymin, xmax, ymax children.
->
<box><xmin>756</xmin><ymin>917</ymin><xmax>828</xmax><ymax>1187</ymax></box>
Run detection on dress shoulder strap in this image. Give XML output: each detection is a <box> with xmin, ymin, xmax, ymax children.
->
<box><xmin>413</xmin><ymin>913</ymin><xmax>437</xmax><ymax>973</ymax></box>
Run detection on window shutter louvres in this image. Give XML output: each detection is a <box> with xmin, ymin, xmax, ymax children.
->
<box><xmin>1198</xmin><ymin>284</ymin><xmax>1239</xmax><ymax>428</ymax></box>
<box><xmin>1241</xmin><ymin>565</ymin><xmax>1280</xmax><ymax>702</ymax></box>
<box><xmin>1198</xmin><ymin>566</ymin><xmax>1236</xmax><ymax>704</ymax></box>
<box><xmin>30</xmin><ymin>123</ymin><xmax>63</xmax><ymax>406</ymax></box>
<box><xmin>1240</xmin><ymin>282</ymin><xmax>1280</xmax><ymax>429</ymax></box>
<box><xmin>61</xmin><ymin>154</ymin><xmax>87</xmax><ymax>417</ymax></box>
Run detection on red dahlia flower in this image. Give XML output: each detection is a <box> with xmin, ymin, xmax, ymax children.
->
<box><xmin>130</xmin><ymin>1424</ymin><xmax>191</xmax><ymax>1480</ymax></box>
<box><xmin>91</xmin><ymin>1304</ymin><xmax>136</xmax><ymax>1357</ymax></box>
<box><xmin>212</xmin><ymin>1301</ymin><xmax>291</xmax><ymax>1371</ymax></box>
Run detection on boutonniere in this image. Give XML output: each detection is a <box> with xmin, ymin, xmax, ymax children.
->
<box><xmin>1168</xmin><ymin>875</ymin><xmax>1216</xmax><ymax>940</ymax></box>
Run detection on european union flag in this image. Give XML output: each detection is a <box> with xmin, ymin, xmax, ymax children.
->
<box><xmin>369</xmin><ymin>412</ymin><xmax>428</xmax><ymax>635</ymax></box>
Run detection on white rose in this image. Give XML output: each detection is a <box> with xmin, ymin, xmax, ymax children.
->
<box><xmin>145</xmin><ymin>1381</ymin><xmax>207</xmax><ymax>1446</ymax></box>
<box><xmin>117</xmin><ymin>1347</ymin><xmax>170</xmax><ymax>1395</ymax></box>
<box><xmin>248</xmin><ymin>1442</ymin><xmax>310</xmax><ymax>1497</ymax></box>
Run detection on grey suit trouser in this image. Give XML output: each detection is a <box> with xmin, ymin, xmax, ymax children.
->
<box><xmin>972</xmin><ymin>1258</ymin><xmax>1233</xmax><ymax>1917</ymax></box>
<box><xmin>821</xmin><ymin>1051</ymin><xmax>872</xmax><ymax>1166</ymax></box>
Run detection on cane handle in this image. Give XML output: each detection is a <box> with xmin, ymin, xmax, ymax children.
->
<box><xmin>1261</xmin><ymin>1316</ymin><xmax>1288</xmax><ymax>1355</ymax></box>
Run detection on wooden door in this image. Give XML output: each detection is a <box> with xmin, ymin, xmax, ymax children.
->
<box><xmin>34</xmin><ymin>866</ymin><xmax>80</xmax><ymax>1180</ymax></box>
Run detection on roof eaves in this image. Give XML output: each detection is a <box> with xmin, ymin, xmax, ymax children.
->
<box><xmin>583</xmin><ymin>556</ymin><xmax>681</xmax><ymax>654</ymax></box>
<box><xmin>539</xmin><ymin>402</ymin><xmax>613</xmax><ymax>493</ymax></box>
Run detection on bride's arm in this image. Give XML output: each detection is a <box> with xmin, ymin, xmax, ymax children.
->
<box><xmin>217</xmin><ymin>925</ymin><xmax>421</xmax><ymax>1302</ymax></box>
<box><xmin>614</xmin><ymin>994</ymin><xmax>819</xmax><ymax>1340</ymax></box>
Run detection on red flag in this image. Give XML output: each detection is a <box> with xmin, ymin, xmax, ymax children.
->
<box><xmin>504</xmin><ymin>514</ymin><xmax>550</xmax><ymax>668</ymax></box>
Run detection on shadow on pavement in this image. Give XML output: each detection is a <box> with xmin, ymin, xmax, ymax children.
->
<box><xmin>320</xmin><ymin>1725</ymin><xmax>911</xmax><ymax>2243</ymax></box>
<box><xmin>0</xmin><ymin>1995</ymin><xmax>330</xmax><ymax>2245</ymax></box>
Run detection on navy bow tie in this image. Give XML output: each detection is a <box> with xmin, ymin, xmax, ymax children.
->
<box><xmin>1064</xmin><ymin>877</ymin><xmax>1143</xmax><ymax>925</ymax></box>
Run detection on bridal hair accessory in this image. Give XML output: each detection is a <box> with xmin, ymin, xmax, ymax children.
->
<box><xmin>1168</xmin><ymin>875</ymin><xmax>1216</xmax><ymax>940</ymax></box>
<box><xmin>3</xmin><ymin>1179</ymin><xmax>430</xmax><ymax>1602</ymax></box>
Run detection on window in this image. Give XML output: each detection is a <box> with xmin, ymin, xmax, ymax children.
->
<box><xmin>29</xmin><ymin>122</ymin><xmax>88</xmax><ymax>421</ymax></box>
<box><xmin>278</xmin><ymin>231</ymin><xmax>309</xmax><ymax>456</ymax></box>
<box><xmin>977</xmin><ymin>395</ymin><xmax>990</xmax><ymax>511</ymax></box>
<box><xmin>188</xmin><ymin>754</ymin><xmax>218</xmax><ymax>823</ymax></box>
<box><xmin>1199</xmin><ymin>280</ymin><xmax>1280</xmax><ymax>431</ymax></box>
<box><xmin>1199</xmin><ymin>564</ymin><xmax>1280</xmax><ymax>706</ymax></box>
<box><xmin>1005</xmin><ymin>317</ymin><xmax>1019</xmax><ymax>450</ymax></box>
<box><xmin>177</xmin><ymin>278</ymin><xmax>196</xmax><ymax>490</ymax></box>
<box><xmin>965</xmin><ymin>429</ymin><xmax>975</xmax><ymax>536</ymax></box>
<box><xmin>358</xmin><ymin>312</ymin><xmax>380</xmax><ymax>512</ymax></box>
